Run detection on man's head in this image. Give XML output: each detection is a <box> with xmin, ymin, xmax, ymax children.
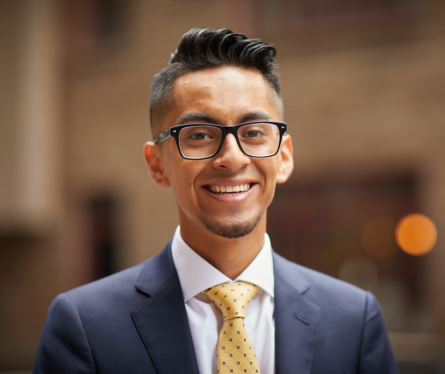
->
<box><xmin>150</xmin><ymin>28</ymin><xmax>283</xmax><ymax>138</ymax></box>
<box><xmin>145</xmin><ymin>28</ymin><xmax>293</xmax><ymax>245</ymax></box>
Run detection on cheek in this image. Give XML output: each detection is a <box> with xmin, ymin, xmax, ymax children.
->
<box><xmin>165</xmin><ymin>161</ymin><xmax>200</xmax><ymax>196</ymax></box>
<box><xmin>263</xmin><ymin>159</ymin><xmax>280</xmax><ymax>181</ymax></box>
<box><xmin>262</xmin><ymin>161</ymin><xmax>280</xmax><ymax>197</ymax></box>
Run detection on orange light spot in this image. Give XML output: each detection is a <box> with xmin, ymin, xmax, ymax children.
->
<box><xmin>361</xmin><ymin>218</ymin><xmax>397</xmax><ymax>259</ymax></box>
<box><xmin>395</xmin><ymin>214</ymin><xmax>437</xmax><ymax>256</ymax></box>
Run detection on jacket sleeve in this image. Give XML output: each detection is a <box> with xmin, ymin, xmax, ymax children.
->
<box><xmin>33</xmin><ymin>293</ymin><xmax>96</xmax><ymax>374</ymax></box>
<box><xmin>358</xmin><ymin>292</ymin><xmax>399</xmax><ymax>374</ymax></box>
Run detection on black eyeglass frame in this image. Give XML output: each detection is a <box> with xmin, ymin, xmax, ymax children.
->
<box><xmin>153</xmin><ymin>121</ymin><xmax>288</xmax><ymax>160</ymax></box>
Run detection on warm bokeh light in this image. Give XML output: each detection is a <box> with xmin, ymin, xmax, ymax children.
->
<box><xmin>395</xmin><ymin>214</ymin><xmax>437</xmax><ymax>256</ymax></box>
<box><xmin>361</xmin><ymin>218</ymin><xmax>398</xmax><ymax>258</ymax></box>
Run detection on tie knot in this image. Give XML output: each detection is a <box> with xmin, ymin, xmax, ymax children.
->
<box><xmin>203</xmin><ymin>281</ymin><xmax>259</xmax><ymax>320</ymax></box>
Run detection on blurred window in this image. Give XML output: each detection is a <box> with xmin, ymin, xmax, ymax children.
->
<box><xmin>223</xmin><ymin>0</ymin><xmax>416</xmax><ymax>44</ymax></box>
<box><xmin>86</xmin><ymin>195</ymin><xmax>120</xmax><ymax>279</ymax></box>
<box><xmin>68</xmin><ymin>0</ymin><xmax>126</xmax><ymax>54</ymax></box>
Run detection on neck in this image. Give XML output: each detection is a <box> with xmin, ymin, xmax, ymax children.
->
<box><xmin>179</xmin><ymin>215</ymin><xmax>267</xmax><ymax>280</ymax></box>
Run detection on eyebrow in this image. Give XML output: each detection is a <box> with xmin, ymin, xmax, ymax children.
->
<box><xmin>176</xmin><ymin>113</ymin><xmax>219</xmax><ymax>125</ymax></box>
<box><xmin>176</xmin><ymin>111</ymin><xmax>272</xmax><ymax>125</ymax></box>
<box><xmin>237</xmin><ymin>111</ymin><xmax>272</xmax><ymax>123</ymax></box>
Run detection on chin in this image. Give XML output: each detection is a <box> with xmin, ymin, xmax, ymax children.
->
<box><xmin>198</xmin><ymin>212</ymin><xmax>264</xmax><ymax>239</ymax></box>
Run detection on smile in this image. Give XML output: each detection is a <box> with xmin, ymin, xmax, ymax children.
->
<box><xmin>206</xmin><ymin>184</ymin><xmax>252</xmax><ymax>194</ymax></box>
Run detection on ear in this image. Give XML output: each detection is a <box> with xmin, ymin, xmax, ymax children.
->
<box><xmin>276</xmin><ymin>134</ymin><xmax>294</xmax><ymax>184</ymax></box>
<box><xmin>144</xmin><ymin>142</ymin><xmax>170</xmax><ymax>188</ymax></box>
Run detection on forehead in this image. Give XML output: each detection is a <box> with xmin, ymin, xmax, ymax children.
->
<box><xmin>162</xmin><ymin>66</ymin><xmax>281</xmax><ymax>128</ymax></box>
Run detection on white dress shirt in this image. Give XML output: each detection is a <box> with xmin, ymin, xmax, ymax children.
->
<box><xmin>171</xmin><ymin>226</ymin><xmax>275</xmax><ymax>374</ymax></box>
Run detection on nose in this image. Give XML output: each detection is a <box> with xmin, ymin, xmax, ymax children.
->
<box><xmin>212</xmin><ymin>134</ymin><xmax>250</xmax><ymax>171</ymax></box>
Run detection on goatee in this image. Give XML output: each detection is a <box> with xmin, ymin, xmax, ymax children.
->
<box><xmin>199</xmin><ymin>212</ymin><xmax>263</xmax><ymax>239</ymax></box>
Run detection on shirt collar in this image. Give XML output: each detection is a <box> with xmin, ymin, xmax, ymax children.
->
<box><xmin>171</xmin><ymin>226</ymin><xmax>275</xmax><ymax>302</ymax></box>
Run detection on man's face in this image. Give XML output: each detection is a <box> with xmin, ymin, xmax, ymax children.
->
<box><xmin>146</xmin><ymin>66</ymin><xmax>293</xmax><ymax>239</ymax></box>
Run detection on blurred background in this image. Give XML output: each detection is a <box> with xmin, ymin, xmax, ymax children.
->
<box><xmin>1</xmin><ymin>0</ymin><xmax>444</xmax><ymax>372</ymax></box>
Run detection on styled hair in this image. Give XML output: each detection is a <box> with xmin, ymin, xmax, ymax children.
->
<box><xmin>150</xmin><ymin>28</ymin><xmax>282</xmax><ymax>136</ymax></box>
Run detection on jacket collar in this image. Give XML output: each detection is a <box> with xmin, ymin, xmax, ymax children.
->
<box><xmin>132</xmin><ymin>241</ymin><xmax>200</xmax><ymax>374</ymax></box>
<box><xmin>273</xmin><ymin>251</ymin><xmax>321</xmax><ymax>374</ymax></box>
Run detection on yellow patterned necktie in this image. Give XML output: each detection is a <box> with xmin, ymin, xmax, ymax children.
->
<box><xmin>204</xmin><ymin>281</ymin><xmax>261</xmax><ymax>374</ymax></box>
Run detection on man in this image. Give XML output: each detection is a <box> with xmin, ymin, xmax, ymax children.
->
<box><xmin>33</xmin><ymin>28</ymin><xmax>398</xmax><ymax>374</ymax></box>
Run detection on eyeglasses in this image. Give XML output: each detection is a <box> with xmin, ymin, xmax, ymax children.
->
<box><xmin>153</xmin><ymin>121</ymin><xmax>288</xmax><ymax>160</ymax></box>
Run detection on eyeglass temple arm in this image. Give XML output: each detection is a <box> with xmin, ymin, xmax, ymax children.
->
<box><xmin>153</xmin><ymin>129</ymin><xmax>171</xmax><ymax>144</ymax></box>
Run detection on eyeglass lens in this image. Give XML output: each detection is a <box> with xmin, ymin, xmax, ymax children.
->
<box><xmin>178</xmin><ymin>123</ymin><xmax>280</xmax><ymax>159</ymax></box>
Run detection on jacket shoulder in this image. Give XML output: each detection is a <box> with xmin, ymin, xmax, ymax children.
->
<box><xmin>273</xmin><ymin>251</ymin><xmax>369</xmax><ymax>313</ymax></box>
<box><xmin>63</xmin><ymin>241</ymin><xmax>174</xmax><ymax>313</ymax></box>
<box><xmin>65</xmin><ymin>262</ymin><xmax>145</xmax><ymax>304</ymax></box>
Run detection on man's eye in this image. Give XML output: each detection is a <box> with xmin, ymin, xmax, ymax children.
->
<box><xmin>189</xmin><ymin>133</ymin><xmax>211</xmax><ymax>140</ymax></box>
<box><xmin>244</xmin><ymin>131</ymin><xmax>263</xmax><ymax>138</ymax></box>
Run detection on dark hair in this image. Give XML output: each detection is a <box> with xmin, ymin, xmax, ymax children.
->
<box><xmin>150</xmin><ymin>28</ymin><xmax>282</xmax><ymax>136</ymax></box>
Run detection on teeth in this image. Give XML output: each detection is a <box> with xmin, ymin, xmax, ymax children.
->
<box><xmin>209</xmin><ymin>184</ymin><xmax>251</xmax><ymax>194</ymax></box>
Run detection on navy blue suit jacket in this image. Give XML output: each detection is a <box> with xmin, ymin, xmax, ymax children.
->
<box><xmin>33</xmin><ymin>241</ymin><xmax>398</xmax><ymax>373</ymax></box>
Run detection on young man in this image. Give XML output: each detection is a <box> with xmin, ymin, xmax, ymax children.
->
<box><xmin>33</xmin><ymin>29</ymin><xmax>398</xmax><ymax>374</ymax></box>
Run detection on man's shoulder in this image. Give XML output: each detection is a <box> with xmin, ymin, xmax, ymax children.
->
<box><xmin>52</xmin><ymin>261</ymin><xmax>147</xmax><ymax>321</ymax></box>
<box><xmin>60</xmin><ymin>242</ymin><xmax>174</xmax><ymax>313</ymax></box>
<box><xmin>65</xmin><ymin>261</ymin><xmax>145</xmax><ymax>301</ymax></box>
<box><xmin>273</xmin><ymin>252</ymin><xmax>370</xmax><ymax>311</ymax></box>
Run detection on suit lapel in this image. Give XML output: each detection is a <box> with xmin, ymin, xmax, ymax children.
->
<box><xmin>131</xmin><ymin>242</ymin><xmax>200</xmax><ymax>374</ymax></box>
<box><xmin>273</xmin><ymin>252</ymin><xmax>321</xmax><ymax>374</ymax></box>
